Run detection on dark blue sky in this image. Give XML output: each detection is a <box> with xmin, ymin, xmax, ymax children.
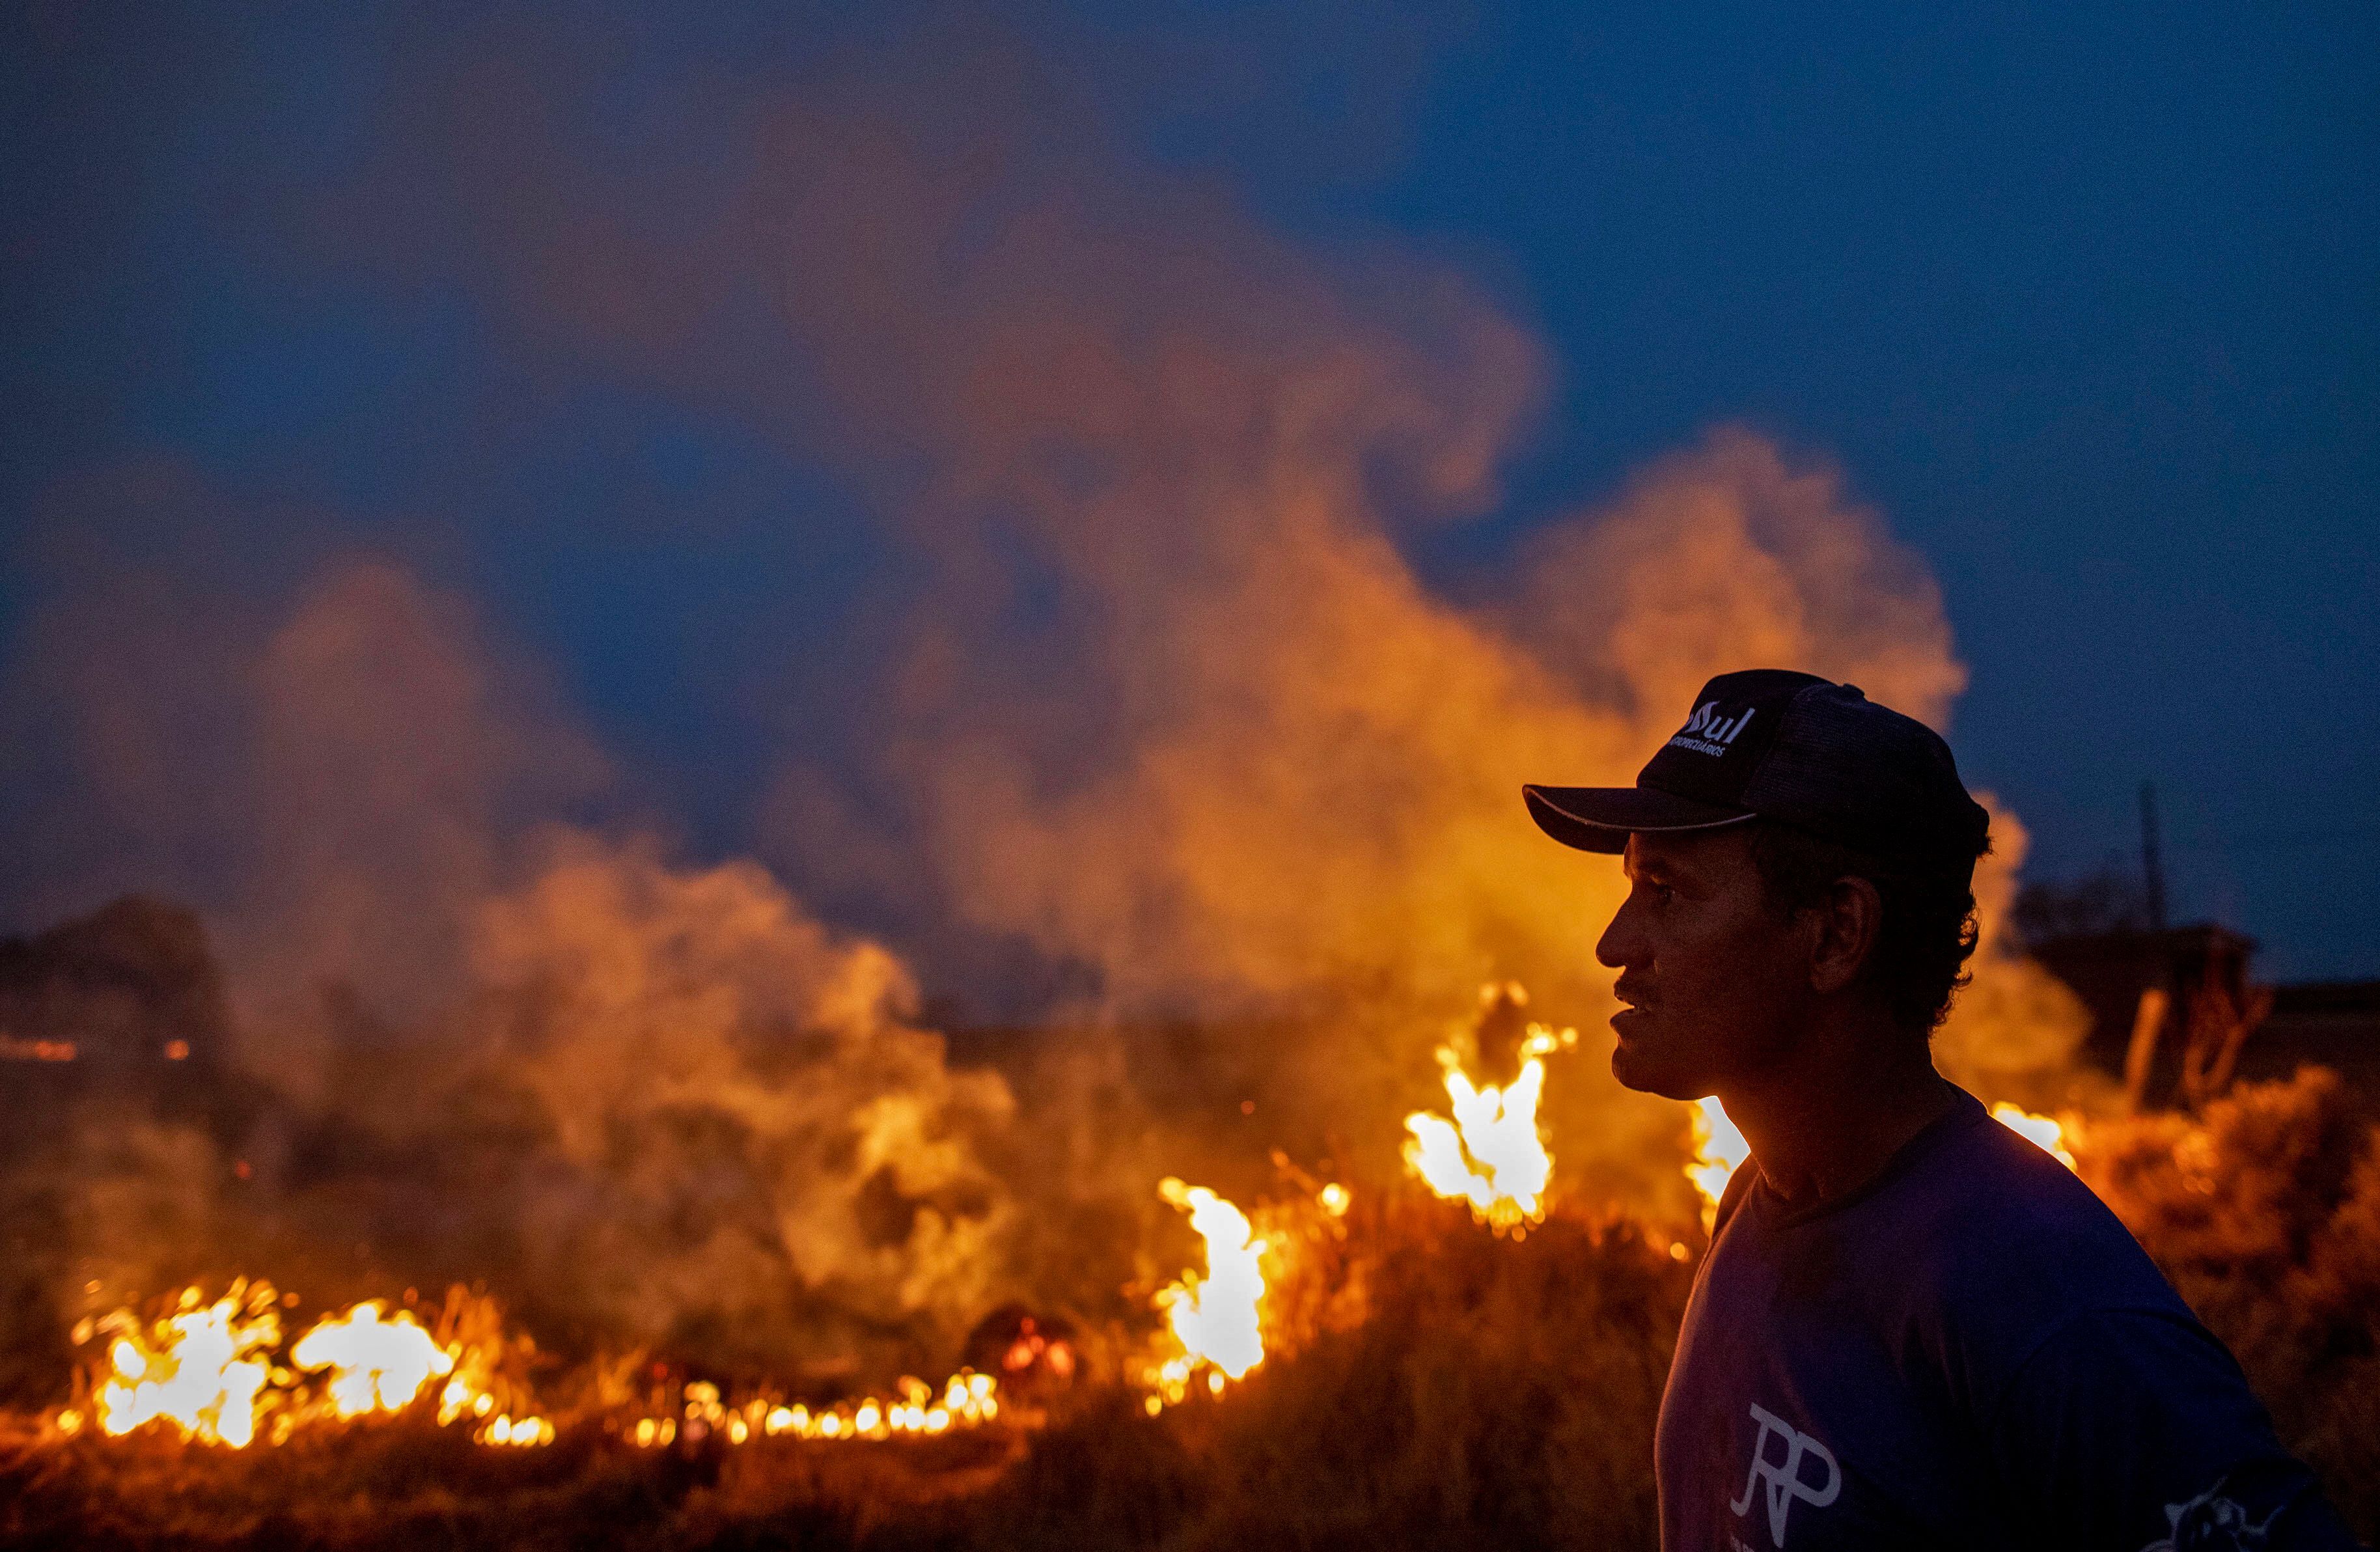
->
<box><xmin>5</xmin><ymin>1</ymin><xmax>2375</xmax><ymax>982</ymax></box>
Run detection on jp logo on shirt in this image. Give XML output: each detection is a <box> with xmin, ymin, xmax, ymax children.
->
<box><xmin>1667</xmin><ymin>701</ymin><xmax>1755</xmax><ymax>758</ymax></box>
<box><xmin>2140</xmin><ymin>1473</ymin><xmax>2280</xmax><ymax>1552</ymax></box>
<box><xmin>1730</xmin><ymin>1403</ymin><xmax>1840</xmax><ymax>1547</ymax></box>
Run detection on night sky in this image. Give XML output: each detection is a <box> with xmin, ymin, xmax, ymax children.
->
<box><xmin>6</xmin><ymin>1</ymin><xmax>2375</xmax><ymax>984</ymax></box>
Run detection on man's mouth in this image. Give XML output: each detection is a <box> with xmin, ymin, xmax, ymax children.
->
<box><xmin>1609</xmin><ymin>978</ymin><xmax>1656</xmax><ymax>1040</ymax></box>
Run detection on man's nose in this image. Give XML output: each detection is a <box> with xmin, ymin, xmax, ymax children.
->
<box><xmin>1596</xmin><ymin>893</ymin><xmax>1642</xmax><ymax>971</ymax></box>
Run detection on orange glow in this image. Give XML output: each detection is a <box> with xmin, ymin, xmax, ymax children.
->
<box><xmin>0</xmin><ymin>1035</ymin><xmax>77</xmax><ymax>1062</ymax></box>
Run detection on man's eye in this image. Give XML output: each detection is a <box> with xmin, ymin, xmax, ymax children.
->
<box><xmin>1645</xmin><ymin>881</ymin><xmax>1674</xmax><ymax>906</ymax></box>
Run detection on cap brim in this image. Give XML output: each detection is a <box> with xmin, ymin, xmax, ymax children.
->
<box><xmin>1523</xmin><ymin>784</ymin><xmax>1756</xmax><ymax>854</ymax></box>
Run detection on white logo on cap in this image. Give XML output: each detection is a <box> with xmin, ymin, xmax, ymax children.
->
<box><xmin>1667</xmin><ymin>702</ymin><xmax>1754</xmax><ymax>758</ymax></box>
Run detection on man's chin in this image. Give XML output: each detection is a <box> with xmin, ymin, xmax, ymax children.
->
<box><xmin>1610</xmin><ymin>1035</ymin><xmax>1703</xmax><ymax>1103</ymax></box>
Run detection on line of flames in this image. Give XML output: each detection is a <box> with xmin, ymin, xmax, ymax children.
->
<box><xmin>631</xmin><ymin>1373</ymin><xmax>999</xmax><ymax>1448</ymax></box>
<box><xmin>51</xmin><ymin>1278</ymin><xmax>1004</xmax><ymax>1453</ymax></box>
<box><xmin>47</xmin><ymin>983</ymin><xmax>2081</xmax><ymax>1456</ymax></box>
<box><xmin>55</xmin><ymin>1279</ymin><xmax>551</xmax><ymax>1449</ymax></box>
<box><xmin>64</xmin><ymin>1171</ymin><xmax>1294</xmax><ymax>1450</ymax></box>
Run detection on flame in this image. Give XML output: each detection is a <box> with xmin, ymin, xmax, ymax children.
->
<box><xmin>76</xmin><ymin>1278</ymin><xmax>1003</xmax><ymax>1452</ymax></box>
<box><xmin>1685</xmin><ymin>1097</ymin><xmax>1751</xmax><ymax>1232</ymax></box>
<box><xmin>1990</xmin><ymin>1102</ymin><xmax>2076</xmax><ymax>1169</ymax></box>
<box><xmin>92</xmin><ymin>1282</ymin><xmax>281</xmax><ymax>1447</ymax></box>
<box><xmin>632</xmin><ymin>1372</ymin><xmax>998</xmax><ymax>1447</ymax></box>
<box><xmin>1147</xmin><ymin>1178</ymin><xmax>1267</xmax><ymax>1407</ymax></box>
<box><xmin>1402</xmin><ymin>1021</ymin><xmax>1573</xmax><ymax>1232</ymax></box>
<box><xmin>290</xmin><ymin>1301</ymin><xmax>452</xmax><ymax>1419</ymax></box>
<box><xmin>79</xmin><ymin>1281</ymin><xmax>547</xmax><ymax>1449</ymax></box>
<box><xmin>481</xmin><ymin>1412</ymin><xmax>554</xmax><ymax>1446</ymax></box>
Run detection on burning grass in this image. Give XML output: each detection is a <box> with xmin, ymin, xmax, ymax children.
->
<box><xmin>0</xmin><ymin>1197</ymin><xmax>1690</xmax><ymax>1552</ymax></box>
<box><xmin>7</xmin><ymin>1077</ymin><xmax>2380</xmax><ymax>1550</ymax></box>
<box><xmin>5</xmin><ymin>900</ymin><xmax>2375</xmax><ymax>1548</ymax></box>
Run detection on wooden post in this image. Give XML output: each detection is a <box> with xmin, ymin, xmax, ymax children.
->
<box><xmin>2122</xmin><ymin>986</ymin><xmax>2169</xmax><ymax>1113</ymax></box>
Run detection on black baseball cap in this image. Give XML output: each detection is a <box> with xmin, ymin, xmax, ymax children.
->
<box><xmin>1524</xmin><ymin>669</ymin><xmax>1990</xmax><ymax>877</ymax></box>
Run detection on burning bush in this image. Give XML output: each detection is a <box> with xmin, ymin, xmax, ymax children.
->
<box><xmin>835</xmin><ymin>1199</ymin><xmax>1685</xmax><ymax>1552</ymax></box>
<box><xmin>2081</xmin><ymin>1068</ymin><xmax>2380</xmax><ymax>1531</ymax></box>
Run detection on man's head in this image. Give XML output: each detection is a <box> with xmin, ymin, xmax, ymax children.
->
<box><xmin>1523</xmin><ymin>669</ymin><xmax>1990</xmax><ymax>1100</ymax></box>
<box><xmin>1591</xmin><ymin>822</ymin><xmax>1983</xmax><ymax>1099</ymax></box>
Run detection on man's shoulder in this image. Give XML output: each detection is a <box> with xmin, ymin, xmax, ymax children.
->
<box><xmin>1878</xmin><ymin>1105</ymin><xmax>2196</xmax><ymax>1357</ymax></box>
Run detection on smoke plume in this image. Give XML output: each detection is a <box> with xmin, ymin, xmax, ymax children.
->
<box><xmin>0</xmin><ymin>16</ymin><xmax>2090</xmax><ymax>1370</ymax></box>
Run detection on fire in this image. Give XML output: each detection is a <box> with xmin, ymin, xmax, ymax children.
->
<box><xmin>77</xmin><ymin>1281</ymin><xmax>550</xmax><ymax>1449</ymax></box>
<box><xmin>74</xmin><ymin>1278</ymin><xmax>1003</xmax><ymax>1453</ymax></box>
<box><xmin>1403</xmin><ymin>1020</ymin><xmax>1574</xmax><ymax>1232</ymax></box>
<box><xmin>1990</xmin><ymin>1102</ymin><xmax>2076</xmax><ymax>1169</ymax></box>
<box><xmin>1685</xmin><ymin>1097</ymin><xmax>1750</xmax><ymax>1231</ymax></box>
<box><xmin>290</xmin><ymin>1301</ymin><xmax>452</xmax><ymax>1419</ymax></box>
<box><xmin>92</xmin><ymin>1282</ymin><xmax>280</xmax><ymax>1447</ymax></box>
<box><xmin>1147</xmin><ymin>1178</ymin><xmax>1267</xmax><ymax>1408</ymax></box>
<box><xmin>632</xmin><ymin>1372</ymin><xmax>999</xmax><ymax>1447</ymax></box>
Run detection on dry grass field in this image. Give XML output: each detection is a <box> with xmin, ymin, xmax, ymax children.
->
<box><xmin>7</xmin><ymin>1069</ymin><xmax>2376</xmax><ymax>1551</ymax></box>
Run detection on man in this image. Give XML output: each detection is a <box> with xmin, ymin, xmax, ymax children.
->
<box><xmin>1524</xmin><ymin>669</ymin><xmax>2360</xmax><ymax>1552</ymax></box>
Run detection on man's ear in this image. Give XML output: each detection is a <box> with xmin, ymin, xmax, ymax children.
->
<box><xmin>1807</xmin><ymin>875</ymin><xmax>1883</xmax><ymax>995</ymax></box>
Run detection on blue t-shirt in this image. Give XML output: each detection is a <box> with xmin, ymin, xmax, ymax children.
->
<box><xmin>1657</xmin><ymin>1089</ymin><xmax>2359</xmax><ymax>1551</ymax></box>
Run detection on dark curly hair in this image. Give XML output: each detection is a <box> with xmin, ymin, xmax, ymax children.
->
<box><xmin>1743</xmin><ymin>819</ymin><xmax>1988</xmax><ymax>1036</ymax></box>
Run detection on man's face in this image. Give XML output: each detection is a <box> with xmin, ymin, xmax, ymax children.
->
<box><xmin>1594</xmin><ymin>829</ymin><xmax>1816</xmax><ymax>1101</ymax></box>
